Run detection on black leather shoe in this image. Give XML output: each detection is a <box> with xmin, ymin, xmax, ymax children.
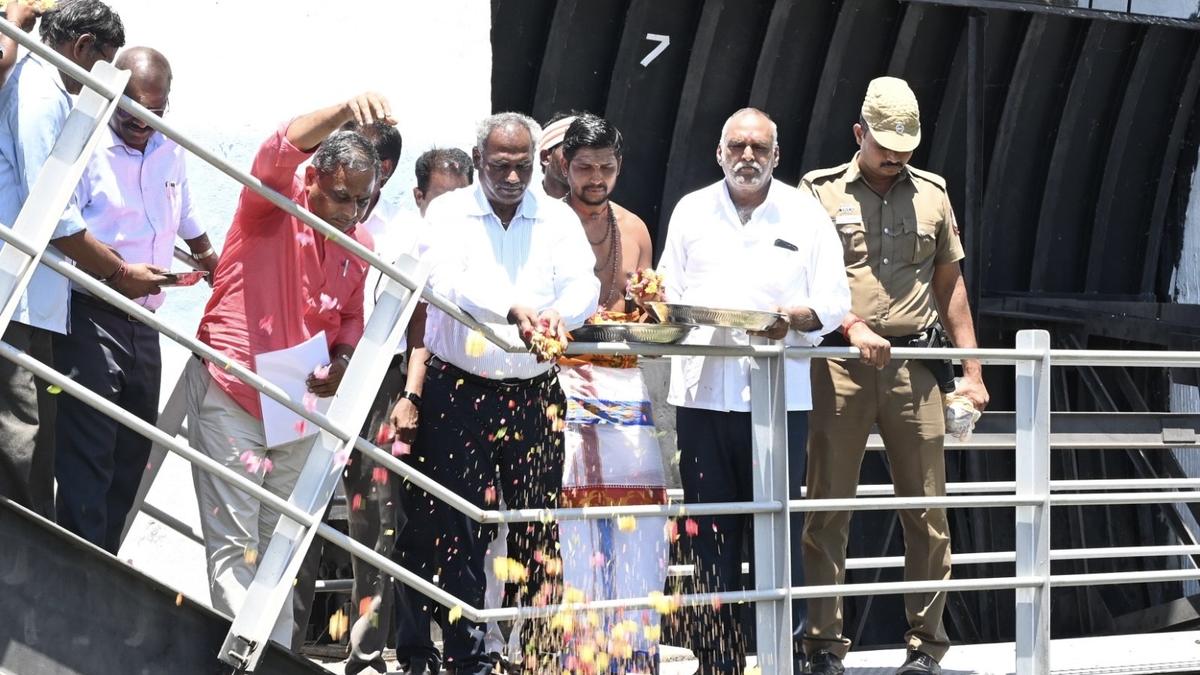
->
<box><xmin>809</xmin><ymin>650</ymin><xmax>845</xmax><ymax>675</ymax></box>
<box><xmin>896</xmin><ymin>649</ymin><xmax>941</xmax><ymax>674</ymax></box>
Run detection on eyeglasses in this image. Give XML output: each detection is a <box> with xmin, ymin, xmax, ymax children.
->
<box><xmin>114</xmin><ymin>101</ymin><xmax>169</xmax><ymax>122</ymax></box>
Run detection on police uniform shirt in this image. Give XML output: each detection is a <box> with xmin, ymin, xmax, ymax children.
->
<box><xmin>802</xmin><ymin>153</ymin><xmax>964</xmax><ymax>338</ymax></box>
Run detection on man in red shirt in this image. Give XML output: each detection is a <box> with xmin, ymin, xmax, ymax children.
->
<box><xmin>184</xmin><ymin>92</ymin><xmax>393</xmax><ymax>647</ymax></box>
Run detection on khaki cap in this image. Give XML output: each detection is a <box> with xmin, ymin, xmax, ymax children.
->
<box><xmin>861</xmin><ymin>76</ymin><xmax>921</xmax><ymax>152</ymax></box>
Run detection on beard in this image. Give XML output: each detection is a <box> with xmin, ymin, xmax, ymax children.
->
<box><xmin>728</xmin><ymin>160</ymin><xmax>766</xmax><ymax>187</ymax></box>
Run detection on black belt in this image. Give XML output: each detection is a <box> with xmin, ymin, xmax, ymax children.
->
<box><xmin>822</xmin><ymin>329</ymin><xmax>928</xmax><ymax>349</ymax></box>
<box><xmin>72</xmin><ymin>291</ymin><xmax>153</xmax><ymax>324</ymax></box>
<box><xmin>426</xmin><ymin>354</ymin><xmax>557</xmax><ymax>390</ymax></box>
<box><xmin>822</xmin><ymin>325</ymin><xmax>956</xmax><ymax>393</ymax></box>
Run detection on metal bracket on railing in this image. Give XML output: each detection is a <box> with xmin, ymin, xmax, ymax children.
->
<box><xmin>1014</xmin><ymin>329</ymin><xmax>1051</xmax><ymax>675</ymax></box>
<box><xmin>218</xmin><ymin>254</ymin><xmax>428</xmax><ymax>672</ymax></box>
<box><xmin>749</xmin><ymin>340</ymin><xmax>794</xmax><ymax>675</ymax></box>
<box><xmin>223</xmin><ymin>635</ymin><xmax>256</xmax><ymax>672</ymax></box>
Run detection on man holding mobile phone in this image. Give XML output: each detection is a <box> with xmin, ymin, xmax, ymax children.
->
<box><xmin>52</xmin><ymin>46</ymin><xmax>218</xmax><ymax>553</ymax></box>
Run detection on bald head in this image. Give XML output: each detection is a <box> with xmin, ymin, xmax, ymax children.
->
<box><xmin>719</xmin><ymin>108</ymin><xmax>778</xmax><ymax>147</ymax></box>
<box><xmin>114</xmin><ymin>46</ymin><xmax>172</xmax><ymax>86</ymax></box>
<box><xmin>111</xmin><ymin>47</ymin><xmax>171</xmax><ymax>152</ymax></box>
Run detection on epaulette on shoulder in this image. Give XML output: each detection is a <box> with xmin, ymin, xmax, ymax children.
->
<box><xmin>801</xmin><ymin>162</ymin><xmax>851</xmax><ymax>186</ymax></box>
<box><xmin>907</xmin><ymin>165</ymin><xmax>947</xmax><ymax>191</ymax></box>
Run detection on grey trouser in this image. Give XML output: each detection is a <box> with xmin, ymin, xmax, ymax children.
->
<box><xmin>0</xmin><ymin>321</ymin><xmax>57</xmax><ymax>519</ymax></box>
<box><xmin>186</xmin><ymin>356</ymin><xmax>309</xmax><ymax>647</ymax></box>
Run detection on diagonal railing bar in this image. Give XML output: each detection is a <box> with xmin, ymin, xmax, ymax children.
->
<box><xmin>0</xmin><ymin>339</ymin><xmax>480</xmax><ymax>619</ymax></box>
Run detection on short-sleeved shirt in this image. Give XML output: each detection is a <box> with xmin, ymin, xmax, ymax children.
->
<box><xmin>196</xmin><ymin>123</ymin><xmax>372</xmax><ymax>419</ymax></box>
<box><xmin>802</xmin><ymin>154</ymin><xmax>964</xmax><ymax>337</ymax></box>
<box><xmin>77</xmin><ymin>126</ymin><xmax>206</xmax><ymax>310</ymax></box>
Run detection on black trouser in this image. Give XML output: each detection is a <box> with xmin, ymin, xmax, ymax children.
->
<box><xmin>675</xmin><ymin>407</ymin><xmax>808</xmax><ymax>673</ymax></box>
<box><xmin>396</xmin><ymin>357</ymin><xmax>566</xmax><ymax>675</ymax></box>
<box><xmin>293</xmin><ymin>354</ymin><xmax>404</xmax><ymax>660</ymax></box>
<box><xmin>52</xmin><ymin>293</ymin><xmax>160</xmax><ymax>552</ymax></box>
<box><xmin>0</xmin><ymin>321</ymin><xmax>57</xmax><ymax>519</ymax></box>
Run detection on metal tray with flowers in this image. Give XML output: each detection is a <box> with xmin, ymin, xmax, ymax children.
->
<box><xmin>644</xmin><ymin>301</ymin><xmax>784</xmax><ymax>332</ymax></box>
<box><xmin>570</xmin><ymin>322</ymin><xmax>696</xmax><ymax>345</ymax></box>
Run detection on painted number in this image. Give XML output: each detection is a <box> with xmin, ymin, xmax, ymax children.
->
<box><xmin>641</xmin><ymin>33</ymin><xmax>670</xmax><ymax>67</ymax></box>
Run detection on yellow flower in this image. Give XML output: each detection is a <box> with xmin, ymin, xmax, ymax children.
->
<box><xmin>493</xmin><ymin>557</ymin><xmax>529</xmax><ymax>583</ymax></box>
<box><xmin>465</xmin><ymin>330</ymin><xmax>487</xmax><ymax>357</ymax></box>
<box><xmin>328</xmin><ymin>609</ymin><xmax>349</xmax><ymax>640</ymax></box>
<box><xmin>0</xmin><ymin>0</ymin><xmax>57</xmax><ymax>10</ymax></box>
<box><xmin>448</xmin><ymin>604</ymin><xmax>463</xmax><ymax>624</ymax></box>
<box><xmin>617</xmin><ymin>515</ymin><xmax>637</xmax><ymax>532</ymax></box>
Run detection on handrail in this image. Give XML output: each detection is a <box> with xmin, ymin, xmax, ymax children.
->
<box><xmin>5</xmin><ymin>16</ymin><xmax>1200</xmax><ymax>675</ymax></box>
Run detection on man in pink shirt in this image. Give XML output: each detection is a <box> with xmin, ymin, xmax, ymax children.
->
<box><xmin>184</xmin><ymin>92</ymin><xmax>393</xmax><ymax>647</ymax></box>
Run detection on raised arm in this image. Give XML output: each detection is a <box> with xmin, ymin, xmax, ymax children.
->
<box><xmin>238</xmin><ymin>92</ymin><xmax>395</xmax><ymax>223</ymax></box>
<box><xmin>286</xmin><ymin>92</ymin><xmax>394</xmax><ymax>152</ymax></box>
<box><xmin>0</xmin><ymin>2</ymin><xmax>39</xmax><ymax>84</ymax></box>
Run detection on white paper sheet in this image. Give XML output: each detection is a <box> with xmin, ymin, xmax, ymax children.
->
<box><xmin>256</xmin><ymin>331</ymin><xmax>332</xmax><ymax>448</ymax></box>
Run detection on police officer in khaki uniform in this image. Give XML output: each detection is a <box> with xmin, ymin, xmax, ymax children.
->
<box><xmin>800</xmin><ymin>77</ymin><xmax>990</xmax><ymax>675</ymax></box>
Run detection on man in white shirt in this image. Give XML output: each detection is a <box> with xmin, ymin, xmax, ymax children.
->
<box><xmin>383</xmin><ymin>147</ymin><xmax>479</xmax><ymax>675</ymax></box>
<box><xmin>0</xmin><ymin>0</ymin><xmax>164</xmax><ymax>519</ymax></box>
<box><xmin>397</xmin><ymin>112</ymin><xmax>598</xmax><ymax>675</ymax></box>
<box><xmin>52</xmin><ymin>47</ymin><xmax>217</xmax><ymax>553</ymax></box>
<box><xmin>656</xmin><ymin>108</ymin><xmax>850</xmax><ymax>674</ymax></box>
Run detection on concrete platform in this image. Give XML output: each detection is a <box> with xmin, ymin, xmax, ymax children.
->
<box><xmin>312</xmin><ymin>630</ymin><xmax>1200</xmax><ymax>674</ymax></box>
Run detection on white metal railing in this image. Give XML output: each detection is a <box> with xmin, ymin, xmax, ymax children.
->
<box><xmin>3</xmin><ymin>16</ymin><xmax>1200</xmax><ymax>675</ymax></box>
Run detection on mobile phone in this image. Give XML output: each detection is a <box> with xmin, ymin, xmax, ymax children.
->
<box><xmin>160</xmin><ymin>271</ymin><xmax>210</xmax><ymax>287</ymax></box>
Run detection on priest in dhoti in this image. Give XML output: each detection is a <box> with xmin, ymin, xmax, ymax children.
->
<box><xmin>555</xmin><ymin>113</ymin><xmax>670</xmax><ymax>672</ymax></box>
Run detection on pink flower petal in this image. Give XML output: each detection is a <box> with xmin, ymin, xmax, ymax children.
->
<box><xmin>318</xmin><ymin>292</ymin><xmax>339</xmax><ymax>313</ymax></box>
<box><xmin>302</xmin><ymin>391</ymin><xmax>318</xmax><ymax>413</ymax></box>
<box><xmin>257</xmin><ymin>315</ymin><xmax>274</xmax><ymax>335</ymax></box>
<box><xmin>239</xmin><ymin>450</ymin><xmax>262</xmax><ymax>474</ymax></box>
<box><xmin>391</xmin><ymin>440</ymin><xmax>411</xmax><ymax>456</ymax></box>
<box><xmin>312</xmin><ymin>364</ymin><xmax>331</xmax><ymax>380</ymax></box>
<box><xmin>375</xmin><ymin>423</ymin><xmax>395</xmax><ymax>445</ymax></box>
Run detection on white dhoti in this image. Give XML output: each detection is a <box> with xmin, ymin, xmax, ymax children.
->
<box><xmin>559</xmin><ymin>358</ymin><xmax>669</xmax><ymax>667</ymax></box>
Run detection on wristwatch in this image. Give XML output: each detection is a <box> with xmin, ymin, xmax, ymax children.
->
<box><xmin>400</xmin><ymin>390</ymin><xmax>422</xmax><ymax>409</ymax></box>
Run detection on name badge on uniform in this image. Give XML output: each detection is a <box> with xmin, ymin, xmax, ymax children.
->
<box><xmin>835</xmin><ymin>204</ymin><xmax>862</xmax><ymax>225</ymax></box>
